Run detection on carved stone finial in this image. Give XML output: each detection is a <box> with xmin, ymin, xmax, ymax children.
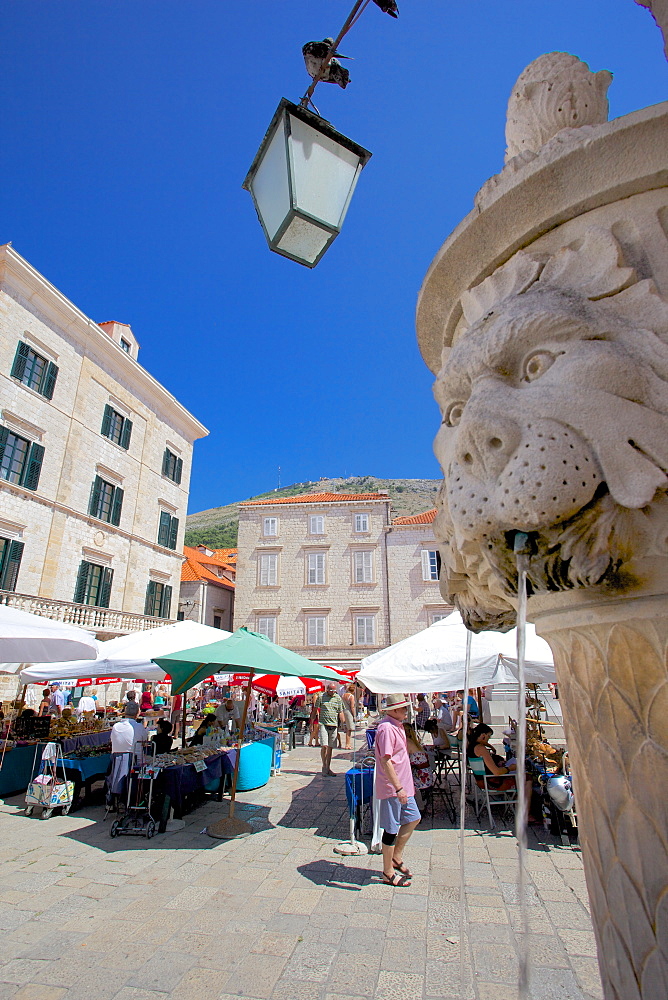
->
<box><xmin>505</xmin><ymin>52</ymin><xmax>612</xmax><ymax>163</ymax></box>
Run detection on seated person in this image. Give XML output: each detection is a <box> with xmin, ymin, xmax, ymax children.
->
<box><xmin>189</xmin><ymin>712</ymin><xmax>219</xmax><ymax>746</ymax></box>
<box><xmin>151</xmin><ymin>718</ymin><xmax>173</xmax><ymax>754</ymax></box>
<box><xmin>20</xmin><ymin>708</ymin><xmax>36</xmax><ymax>719</ymax></box>
<box><xmin>423</xmin><ymin>718</ymin><xmax>450</xmax><ymax>753</ymax></box>
<box><xmin>466</xmin><ymin>722</ymin><xmax>532</xmax><ymax>820</ymax></box>
<box><xmin>450</xmin><ymin>690</ymin><xmax>480</xmax><ymax>733</ymax></box>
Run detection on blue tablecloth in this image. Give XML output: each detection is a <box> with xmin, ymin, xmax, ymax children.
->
<box><xmin>159</xmin><ymin>750</ymin><xmax>235</xmax><ymax>811</ymax></box>
<box><xmin>61</xmin><ymin>730</ymin><xmax>112</xmax><ymax>754</ymax></box>
<box><xmin>62</xmin><ymin>754</ymin><xmax>111</xmax><ymax>782</ymax></box>
<box><xmin>345</xmin><ymin>767</ymin><xmax>374</xmax><ymax>817</ymax></box>
<box><xmin>0</xmin><ymin>745</ymin><xmax>38</xmax><ymax>797</ymax></box>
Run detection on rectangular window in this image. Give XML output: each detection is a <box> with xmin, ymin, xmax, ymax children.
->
<box><xmin>259</xmin><ymin>552</ymin><xmax>278</xmax><ymax>586</ymax></box>
<box><xmin>158</xmin><ymin>510</ymin><xmax>179</xmax><ymax>550</ymax></box>
<box><xmin>263</xmin><ymin>517</ymin><xmax>278</xmax><ymax>537</ymax></box>
<box><xmin>213</xmin><ymin>614</ymin><xmax>222</xmax><ymax>630</ymax></box>
<box><xmin>101</xmin><ymin>404</ymin><xmax>133</xmax><ymax>450</ymax></box>
<box><xmin>88</xmin><ymin>475</ymin><xmax>124</xmax><ymax>526</ymax></box>
<box><xmin>162</xmin><ymin>448</ymin><xmax>183</xmax><ymax>484</ymax></box>
<box><xmin>120</xmin><ymin>338</ymin><xmax>131</xmax><ymax>353</ymax></box>
<box><xmin>307</xmin><ymin>551</ymin><xmax>326</xmax><ymax>585</ymax></box>
<box><xmin>0</xmin><ymin>537</ymin><xmax>24</xmax><ymax>592</ymax></box>
<box><xmin>355</xmin><ymin>615</ymin><xmax>376</xmax><ymax>645</ymax></box>
<box><xmin>257</xmin><ymin>616</ymin><xmax>277</xmax><ymax>642</ymax></box>
<box><xmin>74</xmin><ymin>560</ymin><xmax>114</xmax><ymax>608</ymax></box>
<box><xmin>307</xmin><ymin>616</ymin><xmax>327</xmax><ymax>646</ymax></box>
<box><xmin>0</xmin><ymin>428</ymin><xmax>44</xmax><ymax>491</ymax></box>
<box><xmin>431</xmin><ymin>612</ymin><xmax>449</xmax><ymax>624</ymax></box>
<box><xmin>353</xmin><ymin>550</ymin><xmax>373</xmax><ymax>584</ymax></box>
<box><xmin>144</xmin><ymin>580</ymin><xmax>172</xmax><ymax>618</ymax></box>
<box><xmin>11</xmin><ymin>341</ymin><xmax>58</xmax><ymax>400</ymax></box>
<box><xmin>421</xmin><ymin>549</ymin><xmax>439</xmax><ymax>581</ymax></box>
<box><xmin>309</xmin><ymin>514</ymin><xmax>324</xmax><ymax>535</ymax></box>
<box><xmin>354</xmin><ymin>513</ymin><xmax>369</xmax><ymax>533</ymax></box>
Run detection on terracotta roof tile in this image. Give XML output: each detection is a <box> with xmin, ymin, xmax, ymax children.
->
<box><xmin>392</xmin><ymin>508</ymin><xmax>438</xmax><ymax>525</ymax></box>
<box><xmin>239</xmin><ymin>492</ymin><xmax>389</xmax><ymax>507</ymax></box>
<box><xmin>181</xmin><ymin>545</ymin><xmax>237</xmax><ymax>587</ymax></box>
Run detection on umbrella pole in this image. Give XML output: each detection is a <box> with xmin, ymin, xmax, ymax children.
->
<box><xmin>207</xmin><ymin>669</ymin><xmax>254</xmax><ymax>839</ymax></box>
<box><xmin>182</xmin><ymin>688</ymin><xmax>188</xmax><ymax>748</ymax></box>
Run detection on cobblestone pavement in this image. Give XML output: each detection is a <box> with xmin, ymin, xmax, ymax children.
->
<box><xmin>0</xmin><ymin>736</ymin><xmax>602</xmax><ymax>1000</ymax></box>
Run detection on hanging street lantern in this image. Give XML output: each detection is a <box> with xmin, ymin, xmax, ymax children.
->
<box><xmin>242</xmin><ymin>98</ymin><xmax>372</xmax><ymax>268</ymax></box>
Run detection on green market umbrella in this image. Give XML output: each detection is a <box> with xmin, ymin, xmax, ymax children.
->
<box><xmin>152</xmin><ymin>626</ymin><xmax>343</xmax><ymax>695</ymax></box>
<box><xmin>152</xmin><ymin>628</ymin><xmax>344</xmax><ymax>838</ymax></box>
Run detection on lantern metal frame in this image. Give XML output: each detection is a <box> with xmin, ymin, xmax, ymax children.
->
<box><xmin>243</xmin><ymin>98</ymin><xmax>372</xmax><ymax>268</ymax></box>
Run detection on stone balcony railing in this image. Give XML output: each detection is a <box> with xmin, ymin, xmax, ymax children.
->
<box><xmin>0</xmin><ymin>590</ymin><xmax>172</xmax><ymax>636</ymax></box>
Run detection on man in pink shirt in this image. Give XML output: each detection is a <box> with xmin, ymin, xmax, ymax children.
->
<box><xmin>374</xmin><ymin>693</ymin><xmax>421</xmax><ymax>886</ymax></box>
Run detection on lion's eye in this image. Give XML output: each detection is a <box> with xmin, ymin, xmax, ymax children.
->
<box><xmin>444</xmin><ymin>402</ymin><xmax>465</xmax><ymax>427</ymax></box>
<box><xmin>523</xmin><ymin>351</ymin><xmax>556</xmax><ymax>382</ymax></box>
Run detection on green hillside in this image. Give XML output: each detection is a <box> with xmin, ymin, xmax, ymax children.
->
<box><xmin>185</xmin><ymin>476</ymin><xmax>441</xmax><ymax>549</ymax></box>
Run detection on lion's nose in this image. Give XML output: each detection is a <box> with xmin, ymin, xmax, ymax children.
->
<box><xmin>455</xmin><ymin>416</ymin><xmax>520</xmax><ymax>480</ymax></box>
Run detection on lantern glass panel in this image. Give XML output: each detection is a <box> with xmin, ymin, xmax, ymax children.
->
<box><xmin>288</xmin><ymin>114</ymin><xmax>361</xmax><ymax>228</ymax></box>
<box><xmin>250</xmin><ymin>118</ymin><xmax>290</xmax><ymax>241</ymax></box>
<box><xmin>275</xmin><ymin>217</ymin><xmax>332</xmax><ymax>264</ymax></box>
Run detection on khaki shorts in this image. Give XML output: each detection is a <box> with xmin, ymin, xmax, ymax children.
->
<box><xmin>319</xmin><ymin>724</ymin><xmax>338</xmax><ymax>747</ymax></box>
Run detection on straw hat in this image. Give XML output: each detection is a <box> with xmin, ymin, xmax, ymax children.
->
<box><xmin>383</xmin><ymin>694</ymin><xmax>410</xmax><ymax>711</ymax></box>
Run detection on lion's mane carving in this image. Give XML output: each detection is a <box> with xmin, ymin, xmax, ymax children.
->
<box><xmin>433</xmin><ymin>227</ymin><xmax>668</xmax><ymax>630</ymax></box>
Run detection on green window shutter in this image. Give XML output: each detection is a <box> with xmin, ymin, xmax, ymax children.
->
<box><xmin>144</xmin><ymin>580</ymin><xmax>157</xmax><ymax>616</ymax></box>
<box><xmin>42</xmin><ymin>362</ymin><xmax>59</xmax><ymax>400</ymax></box>
<box><xmin>158</xmin><ymin>510</ymin><xmax>171</xmax><ymax>546</ymax></box>
<box><xmin>0</xmin><ymin>540</ymin><xmax>24</xmax><ymax>592</ymax></box>
<box><xmin>162</xmin><ymin>448</ymin><xmax>170</xmax><ymax>476</ymax></box>
<box><xmin>21</xmin><ymin>443</ymin><xmax>45</xmax><ymax>491</ymax></box>
<box><xmin>0</xmin><ymin>426</ymin><xmax>8</xmax><ymax>466</ymax></box>
<box><xmin>11</xmin><ymin>342</ymin><xmax>30</xmax><ymax>382</ymax></box>
<box><xmin>101</xmin><ymin>405</ymin><xmax>113</xmax><ymax>438</ymax></box>
<box><xmin>99</xmin><ymin>567</ymin><xmax>114</xmax><ymax>609</ymax></box>
<box><xmin>168</xmin><ymin>516</ymin><xmax>179</xmax><ymax>550</ymax></box>
<box><xmin>175</xmin><ymin>457</ymin><xmax>183</xmax><ymax>485</ymax></box>
<box><xmin>161</xmin><ymin>584</ymin><xmax>173</xmax><ymax>619</ymax></box>
<box><xmin>110</xmin><ymin>486</ymin><xmax>124</xmax><ymax>527</ymax></box>
<box><xmin>74</xmin><ymin>561</ymin><xmax>91</xmax><ymax>604</ymax></box>
<box><xmin>120</xmin><ymin>417</ymin><xmax>133</xmax><ymax>451</ymax></box>
<box><xmin>89</xmin><ymin>475</ymin><xmax>103</xmax><ymax>517</ymax></box>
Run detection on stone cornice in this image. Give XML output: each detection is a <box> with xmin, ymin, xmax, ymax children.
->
<box><xmin>417</xmin><ymin>101</ymin><xmax>668</xmax><ymax>372</ymax></box>
<box><xmin>0</xmin><ymin>245</ymin><xmax>209</xmax><ymax>442</ymax></box>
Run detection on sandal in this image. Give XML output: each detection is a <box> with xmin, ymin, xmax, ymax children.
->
<box><xmin>392</xmin><ymin>860</ymin><xmax>412</xmax><ymax>877</ymax></box>
<box><xmin>382</xmin><ymin>871</ymin><xmax>410</xmax><ymax>887</ymax></box>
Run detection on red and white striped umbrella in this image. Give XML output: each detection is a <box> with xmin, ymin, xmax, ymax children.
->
<box><xmin>230</xmin><ymin>673</ymin><xmax>324</xmax><ymax>698</ymax></box>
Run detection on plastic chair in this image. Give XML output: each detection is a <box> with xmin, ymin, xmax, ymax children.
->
<box><xmin>467</xmin><ymin>756</ymin><xmax>519</xmax><ymax>830</ymax></box>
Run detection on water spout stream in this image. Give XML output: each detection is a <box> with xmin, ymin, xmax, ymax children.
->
<box><xmin>459</xmin><ymin>628</ymin><xmax>472</xmax><ymax>997</ymax></box>
<box><xmin>514</xmin><ymin>532</ymin><xmax>531</xmax><ymax>997</ymax></box>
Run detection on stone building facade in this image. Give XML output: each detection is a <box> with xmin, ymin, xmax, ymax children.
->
<box><xmin>234</xmin><ymin>492</ymin><xmax>451</xmax><ymax>669</ymax></box>
<box><xmin>0</xmin><ymin>244</ymin><xmax>208</xmax><ymax>641</ymax></box>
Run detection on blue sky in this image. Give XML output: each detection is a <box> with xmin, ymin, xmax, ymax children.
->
<box><xmin>2</xmin><ymin>1</ymin><xmax>665</xmax><ymax>514</ymax></box>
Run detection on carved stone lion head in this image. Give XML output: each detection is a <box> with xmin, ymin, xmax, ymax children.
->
<box><xmin>433</xmin><ymin>227</ymin><xmax>668</xmax><ymax>630</ymax></box>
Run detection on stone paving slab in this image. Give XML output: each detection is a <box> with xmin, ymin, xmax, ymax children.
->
<box><xmin>0</xmin><ymin>732</ymin><xmax>603</xmax><ymax>1000</ymax></box>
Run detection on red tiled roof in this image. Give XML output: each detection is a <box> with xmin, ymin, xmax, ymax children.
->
<box><xmin>181</xmin><ymin>545</ymin><xmax>237</xmax><ymax>586</ymax></box>
<box><xmin>239</xmin><ymin>492</ymin><xmax>389</xmax><ymax>507</ymax></box>
<box><xmin>393</xmin><ymin>508</ymin><xmax>438</xmax><ymax>525</ymax></box>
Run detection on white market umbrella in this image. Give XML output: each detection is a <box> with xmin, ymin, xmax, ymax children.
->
<box><xmin>20</xmin><ymin>620</ymin><xmax>231</xmax><ymax>684</ymax></box>
<box><xmin>357</xmin><ymin>610</ymin><xmax>555</xmax><ymax>694</ymax></box>
<box><xmin>0</xmin><ymin>605</ymin><xmax>98</xmax><ymax>664</ymax></box>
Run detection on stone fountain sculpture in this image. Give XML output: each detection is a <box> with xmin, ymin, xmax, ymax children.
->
<box><xmin>417</xmin><ymin>52</ymin><xmax>668</xmax><ymax>1000</ymax></box>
